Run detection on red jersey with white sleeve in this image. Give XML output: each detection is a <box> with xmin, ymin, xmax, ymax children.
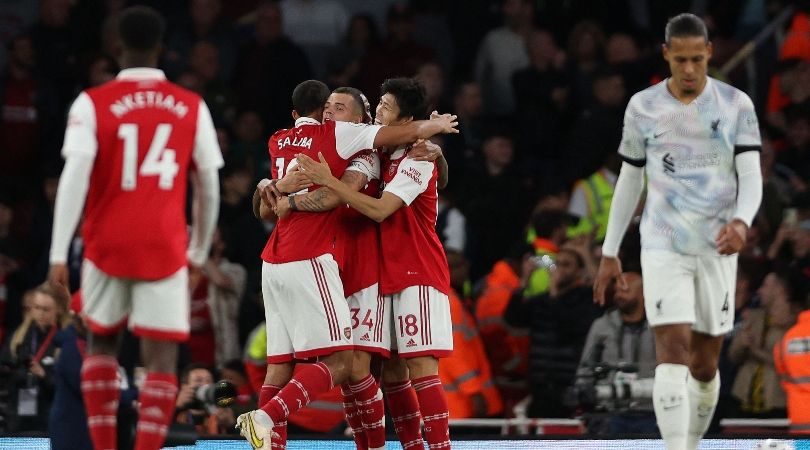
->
<box><xmin>261</xmin><ymin>118</ymin><xmax>381</xmax><ymax>264</ymax></box>
<box><xmin>65</xmin><ymin>68</ymin><xmax>223</xmax><ymax>280</ymax></box>
<box><xmin>379</xmin><ymin>148</ymin><xmax>450</xmax><ymax>295</ymax></box>
<box><xmin>339</xmin><ymin>150</ymin><xmax>381</xmax><ymax>297</ymax></box>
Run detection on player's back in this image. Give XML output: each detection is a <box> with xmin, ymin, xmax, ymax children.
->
<box><xmin>81</xmin><ymin>72</ymin><xmax>202</xmax><ymax>280</ymax></box>
<box><xmin>262</xmin><ymin>119</ymin><xmax>353</xmax><ymax>264</ymax></box>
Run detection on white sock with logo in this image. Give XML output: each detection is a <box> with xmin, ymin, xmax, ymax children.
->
<box><xmin>653</xmin><ymin>363</ymin><xmax>689</xmax><ymax>450</ymax></box>
<box><xmin>686</xmin><ymin>370</ymin><xmax>720</xmax><ymax>450</ymax></box>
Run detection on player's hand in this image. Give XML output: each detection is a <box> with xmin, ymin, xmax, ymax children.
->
<box><xmin>715</xmin><ymin>219</ymin><xmax>747</xmax><ymax>255</ymax></box>
<box><xmin>277</xmin><ymin>166</ymin><xmax>313</xmax><ymax>194</ymax></box>
<box><xmin>257</xmin><ymin>180</ymin><xmax>280</xmax><ymax>210</ymax></box>
<box><xmin>296</xmin><ymin>152</ymin><xmax>334</xmax><ymax>186</ymax></box>
<box><xmin>430</xmin><ymin>113</ymin><xmax>459</xmax><ymax>134</ymax></box>
<box><xmin>274</xmin><ymin>196</ymin><xmax>292</xmax><ymax>219</ymax></box>
<box><xmin>188</xmin><ymin>264</ymin><xmax>203</xmax><ymax>291</ymax></box>
<box><xmin>48</xmin><ymin>263</ymin><xmax>70</xmax><ymax>292</ymax></box>
<box><xmin>593</xmin><ymin>256</ymin><xmax>625</xmax><ymax>305</ymax></box>
<box><xmin>409</xmin><ymin>139</ymin><xmax>443</xmax><ymax>162</ymax></box>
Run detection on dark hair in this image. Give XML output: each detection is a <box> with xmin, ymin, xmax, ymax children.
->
<box><xmin>292</xmin><ymin>80</ymin><xmax>331</xmax><ymax>117</ymax></box>
<box><xmin>531</xmin><ymin>209</ymin><xmax>573</xmax><ymax>238</ymax></box>
<box><xmin>180</xmin><ymin>363</ymin><xmax>212</xmax><ymax>384</ymax></box>
<box><xmin>118</xmin><ymin>6</ymin><xmax>165</xmax><ymax>53</ymax></box>
<box><xmin>771</xmin><ymin>263</ymin><xmax>810</xmax><ymax>306</ymax></box>
<box><xmin>557</xmin><ymin>247</ymin><xmax>585</xmax><ymax>269</ymax></box>
<box><xmin>380</xmin><ymin>77</ymin><xmax>427</xmax><ymax>120</ymax></box>
<box><xmin>664</xmin><ymin>13</ymin><xmax>708</xmax><ymax>45</ymax></box>
<box><xmin>220</xmin><ymin>358</ymin><xmax>248</xmax><ymax>379</ymax></box>
<box><xmin>332</xmin><ymin>86</ymin><xmax>368</xmax><ymax>120</ymax></box>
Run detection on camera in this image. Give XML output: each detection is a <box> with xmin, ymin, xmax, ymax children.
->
<box><xmin>187</xmin><ymin>380</ymin><xmax>238</xmax><ymax>412</ymax></box>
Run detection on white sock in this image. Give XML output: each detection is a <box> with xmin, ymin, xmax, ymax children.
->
<box><xmin>653</xmin><ymin>363</ymin><xmax>689</xmax><ymax>450</ymax></box>
<box><xmin>686</xmin><ymin>371</ymin><xmax>720</xmax><ymax>450</ymax></box>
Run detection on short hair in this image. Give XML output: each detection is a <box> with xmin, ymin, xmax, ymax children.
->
<box><xmin>118</xmin><ymin>6</ymin><xmax>165</xmax><ymax>53</ymax></box>
<box><xmin>665</xmin><ymin>13</ymin><xmax>708</xmax><ymax>45</ymax></box>
<box><xmin>180</xmin><ymin>363</ymin><xmax>212</xmax><ymax>384</ymax></box>
<box><xmin>332</xmin><ymin>86</ymin><xmax>368</xmax><ymax>120</ymax></box>
<box><xmin>380</xmin><ymin>77</ymin><xmax>427</xmax><ymax>120</ymax></box>
<box><xmin>531</xmin><ymin>209</ymin><xmax>573</xmax><ymax>238</ymax></box>
<box><xmin>292</xmin><ymin>80</ymin><xmax>331</xmax><ymax>117</ymax></box>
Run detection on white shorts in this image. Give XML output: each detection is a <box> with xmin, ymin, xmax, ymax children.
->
<box><xmin>388</xmin><ymin>285</ymin><xmax>452</xmax><ymax>358</ymax></box>
<box><xmin>81</xmin><ymin>259</ymin><xmax>190</xmax><ymax>341</ymax></box>
<box><xmin>348</xmin><ymin>283</ymin><xmax>391</xmax><ymax>357</ymax></box>
<box><xmin>262</xmin><ymin>254</ymin><xmax>352</xmax><ymax>363</ymax></box>
<box><xmin>641</xmin><ymin>249</ymin><xmax>737</xmax><ymax>336</ymax></box>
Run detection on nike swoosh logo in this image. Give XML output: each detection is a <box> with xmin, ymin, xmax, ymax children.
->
<box><xmin>247</xmin><ymin>416</ymin><xmax>264</xmax><ymax>448</ymax></box>
<box><xmin>654</xmin><ymin>131</ymin><xmax>669</xmax><ymax>138</ymax></box>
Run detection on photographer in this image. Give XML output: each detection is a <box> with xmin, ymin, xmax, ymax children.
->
<box><xmin>574</xmin><ymin>269</ymin><xmax>657</xmax><ymax>435</ymax></box>
<box><xmin>175</xmin><ymin>362</ymin><xmax>242</xmax><ymax>435</ymax></box>
<box><xmin>175</xmin><ymin>363</ymin><xmax>217</xmax><ymax>433</ymax></box>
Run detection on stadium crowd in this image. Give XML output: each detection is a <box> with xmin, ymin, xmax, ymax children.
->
<box><xmin>0</xmin><ymin>0</ymin><xmax>809</xmax><ymax>441</ymax></box>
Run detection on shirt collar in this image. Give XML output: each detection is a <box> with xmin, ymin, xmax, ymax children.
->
<box><xmin>116</xmin><ymin>68</ymin><xmax>167</xmax><ymax>81</ymax></box>
<box><xmin>295</xmin><ymin>117</ymin><xmax>321</xmax><ymax>126</ymax></box>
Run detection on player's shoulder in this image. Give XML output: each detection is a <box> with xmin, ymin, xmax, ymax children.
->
<box><xmin>709</xmin><ymin>77</ymin><xmax>753</xmax><ymax>106</ymax></box>
<box><xmin>628</xmin><ymin>80</ymin><xmax>667</xmax><ymax>107</ymax></box>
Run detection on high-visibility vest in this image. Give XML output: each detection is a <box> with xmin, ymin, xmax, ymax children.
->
<box><xmin>474</xmin><ymin>260</ymin><xmax>529</xmax><ymax>398</ymax></box>
<box><xmin>568</xmin><ymin>169</ymin><xmax>614</xmax><ymax>242</ymax></box>
<box><xmin>774</xmin><ymin>310</ymin><xmax>810</xmax><ymax>434</ymax></box>
<box><xmin>242</xmin><ymin>322</ymin><xmax>345</xmax><ymax>432</ymax></box>
<box><xmin>523</xmin><ymin>237</ymin><xmax>558</xmax><ymax>297</ymax></box>
<box><xmin>441</xmin><ymin>290</ymin><xmax>503</xmax><ymax>418</ymax></box>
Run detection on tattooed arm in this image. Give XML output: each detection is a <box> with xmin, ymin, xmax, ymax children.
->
<box><xmin>276</xmin><ymin>170</ymin><xmax>369</xmax><ymax>217</ymax></box>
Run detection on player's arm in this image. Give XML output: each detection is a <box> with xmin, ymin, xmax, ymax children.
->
<box><xmin>372</xmin><ymin>114</ymin><xmax>458</xmax><ymax>148</ymax></box>
<box><xmin>286</xmin><ymin>170</ymin><xmax>368</xmax><ymax>213</ymax></box>
<box><xmin>296</xmin><ymin>153</ymin><xmax>404</xmax><ymax>222</ymax></box>
<box><xmin>48</xmin><ymin>92</ymin><xmax>97</xmax><ymax>290</ymax></box>
<box><xmin>187</xmin><ymin>100</ymin><xmax>224</xmax><ymax>268</ymax></box>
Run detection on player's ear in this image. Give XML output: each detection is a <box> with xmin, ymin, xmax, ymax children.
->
<box><xmin>706</xmin><ymin>41</ymin><xmax>713</xmax><ymax>60</ymax></box>
<box><xmin>661</xmin><ymin>43</ymin><xmax>669</xmax><ymax>61</ymax></box>
<box><xmin>291</xmin><ymin>110</ymin><xmax>300</xmax><ymax>120</ymax></box>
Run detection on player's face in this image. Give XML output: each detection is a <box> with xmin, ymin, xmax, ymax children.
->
<box><xmin>663</xmin><ymin>36</ymin><xmax>712</xmax><ymax>95</ymax></box>
<box><xmin>375</xmin><ymin>93</ymin><xmax>409</xmax><ymax>126</ymax></box>
<box><xmin>324</xmin><ymin>93</ymin><xmax>363</xmax><ymax>124</ymax></box>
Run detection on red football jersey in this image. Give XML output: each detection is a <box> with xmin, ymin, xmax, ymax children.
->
<box><xmin>337</xmin><ymin>151</ymin><xmax>381</xmax><ymax>297</ymax></box>
<box><xmin>379</xmin><ymin>148</ymin><xmax>450</xmax><ymax>295</ymax></box>
<box><xmin>261</xmin><ymin>118</ymin><xmax>381</xmax><ymax>264</ymax></box>
<box><xmin>71</xmin><ymin>68</ymin><xmax>222</xmax><ymax>280</ymax></box>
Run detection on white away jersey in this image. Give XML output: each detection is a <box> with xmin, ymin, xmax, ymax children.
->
<box><xmin>619</xmin><ymin>77</ymin><xmax>760</xmax><ymax>255</ymax></box>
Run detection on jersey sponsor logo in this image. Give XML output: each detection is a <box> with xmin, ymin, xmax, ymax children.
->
<box><xmin>406</xmin><ymin>338</ymin><xmax>417</xmax><ymax>348</ymax></box>
<box><xmin>663</xmin><ymin>153</ymin><xmax>675</xmax><ymax>174</ymax></box>
<box><xmin>110</xmin><ymin>91</ymin><xmax>189</xmax><ymax>118</ymax></box>
<box><xmin>277</xmin><ymin>136</ymin><xmax>313</xmax><ymax>150</ymax></box>
<box><xmin>400</xmin><ymin>167</ymin><xmax>423</xmax><ymax>186</ymax></box>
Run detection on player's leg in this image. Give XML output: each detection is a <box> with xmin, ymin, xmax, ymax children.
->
<box><xmin>397</xmin><ymin>286</ymin><xmax>453</xmax><ymax>450</ymax></box>
<box><xmin>685</xmin><ymin>254</ymin><xmax>737</xmax><ymax>450</ymax></box>
<box><xmin>80</xmin><ymin>260</ymin><xmax>130</xmax><ymax>450</ymax></box>
<box><xmin>346</xmin><ymin>287</ymin><xmax>388</xmax><ymax>450</ymax></box>
<box><xmin>129</xmin><ymin>266</ymin><xmax>189</xmax><ymax>450</ymax></box>
<box><xmin>643</xmin><ymin>250</ymin><xmax>696</xmax><ymax>450</ymax></box>
<box><xmin>382</xmin><ymin>354</ymin><xmax>423</xmax><ymax>450</ymax></box>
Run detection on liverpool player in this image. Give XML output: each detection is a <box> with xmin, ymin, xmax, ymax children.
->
<box><xmin>236</xmin><ymin>79</ymin><xmax>457</xmax><ymax>450</ymax></box>
<box><xmin>48</xmin><ymin>7</ymin><xmax>222</xmax><ymax>450</ymax></box>
<box><xmin>296</xmin><ymin>77</ymin><xmax>453</xmax><ymax>450</ymax></box>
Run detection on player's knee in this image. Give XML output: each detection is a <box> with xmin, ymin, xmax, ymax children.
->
<box><xmin>349</xmin><ymin>351</ymin><xmax>372</xmax><ymax>382</ymax></box>
<box><xmin>405</xmin><ymin>356</ymin><xmax>438</xmax><ymax>379</ymax></box>
<box><xmin>382</xmin><ymin>356</ymin><xmax>409</xmax><ymax>383</ymax></box>
<box><xmin>688</xmin><ymin>360</ymin><xmax>719</xmax><ymax>382</ymax></box>
<box><xmin>323</xmin><ymin>349</ymin><xmax>354</xmax><ymax>384</ymax></box>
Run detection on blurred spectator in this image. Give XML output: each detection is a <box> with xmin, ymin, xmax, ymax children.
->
<box><xmin>358</xmin><ymin>3</ymin><xmax>437</xmax><ymax>107</ymax></box>
<box><xmin>218</xmin><ymin>161</ymin><xmax>254</xmax><ymax>237</ymax></box>
<box><xmin>565</xmin><ymin>20</ymin><xmax>606</xmax><ymax>109</ymax></box>
<box><xmin>523</xmin><ymin>209</ymin><xmax>572</xmax><ymax>297</ymax></box>
<box><xmin>414</xmin><ymin>61</ymin><xmax>446</xmax><ymax>113</ymax></box>
<box><xmin>504</xmin><ymin>247</ymin><xmax>603</xmax><ymax>418</ymax></box>
<box><xmin>0</xmin><ymin>34</ymin><xmax>59</xmax><ymax>196</ymax></box>
<box><xmin>776</xmin><ymin>105</ymin><xmax>810</xmax><ymax>184</ymax></box>
<box><xmin>604</xmin><ymin>33</ymin><xmax>650</xmax><ymax>95</ymax></box>
<box><xmin>759</xmin><ymin>133</ymin><xmax>800</xmax><ymax>236</ymax></box>
<box><xmin>436</xmin><ymin>194</ymin><xmax>467</xmax><ymax>256</ymax></box>
<box><xmin>80</xmin><ymin>53</ymin><xmax>117</xmax><ymax>88</ymax></box>
<box><xmin>574</xmin><ymin>270</ymin><xmax>657</xmax><ymax>434</ymax></box>
<box><xmin>163</xmin><ymin>0</ymin><xmax>237</xmax><ymax>83</ymax></box>
<box><xmin>767</xmin><ymin>215</ymin><xmax>810</xmax><ymax>268</ymax></box>
<box><xmin>174</xmin><ymin>363</ymin><xmax>217</xmax><ymax>433</ymax></box>
<box><xmin>411</xmin><ymin>0</ymin><xmax>455</xmax><ymax>74</ymax></box>
<box><xmin>0</xmin><ymin>1</ymin><xmax>38</xmax><ymax>70</ymax></box>
<box><xmin>512</xmin><ymin>29</ymin><xmax>569</xmax><ymax>171</ymax></box>
<box><xmin>443</xmin><ymin>80</ymin><xmax>484</xmax><ymax>169</ymax></box>
<box><xmin>728</xmin><ymin>266</ymin><xmax>800</xmax><ymax>418</ymax></box>
<box><xmin>473</xmin><ymin>242</ymin><xmax>530</xmax><ymax>410</ymax></box>
<box><xmin>456</xmin><ymin>131</ymin><xmax>532</xmax><ymax>280</ymax></box>
<box><xmin>0</xmin><ymin>282</ymin><xmax>68</xmax><ymax>432</ymax></box>
<box><xmin>567</xmin><ymin>153</ymin><xmax>622</xmax><ymax>244</ymax></box>
<box><xmin>474</xmin><ymin>0</ymin><xmax>533</xmax><ymax>116</ymax></box>
<box><xmin>186</xmin><ymin>40</ymin><xmax>236</xmax><ymax>125</ymax></box>
<box><xmin>204</xmin><ymin>229</ymin><xmax>247</xmax><ymax>367</ymax></box>
<box><xmin>280</xmin><ymin>0</ymin><xmax>349</xmax><ymax>78</ymax></box>
<box><xmin>325</xmin><ymin>14</ymin><xmax>378</xmax><ymax>88</ymax></box>
<box><xmin>229</xmin><ymin>110</ymin><xmax>268</xmax><ymax>185</ymax></box>
<box><xmin>233</xmin><ymin>0</ymin><xmax>311</xmax><ymax>132</ymax></box>
<box><xmin>28</xmin><ymin>0</ymin><xmax>79</xmax><ymax>112</ymax></box>
<box><xmin>774</xmin><ymin>283</ymin><xmax>810</xmax><ymax>435</ymax></box>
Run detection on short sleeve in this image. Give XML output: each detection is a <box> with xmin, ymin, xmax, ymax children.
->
<box><xmin>334</xmin><ymin>121</ymin><xmax>382</xmax><ymax>159</ymax></box>
<box><xmin>383</xmin><ymin>158</ymin><xmax>433</xmax><ymax>206</ymax></box>
<box><xmin>617</xmin><ymin>96</ymin><xmax>646</xmax><ymax>166</ymax></box>
<box><xmin>193</xmin><ymin>100</ymin><xmax>225</xmax><ymax>170</ymax></box>
<box><xmin>346</xmin><ymin>150</ymin><xmax>381</xmax><ymax>181</ymax></box>
<box><xmin>62</xmin><ymin>92</ymin><xmax>98</xmax><ymax>159</ymax></box>
<box><xmin>734</xmin><ymin>93</ymin><xmax>761</xmax><ymax>153</ymax></box>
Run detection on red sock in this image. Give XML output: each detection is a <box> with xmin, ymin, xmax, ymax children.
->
<box><xmin>260</xmin><ymin>362</ymin><xmax>333</xmax><ymax>423</ymax></box>
<box><xmin>384</xmin><ymin>380</ymin><xmax>423</xmax><ymax>450</ymax></box>
<box><xmin>342</xmin><ymin>384</ymin><xmax>368</xmax><ymax>450</ymax></box>
<box><xmin>260</xmin><ymin>384</ymin><xmax>287</xmax><ymax>449</ymax></box>
<box><xmin>133</xmin><ymin>372</ymin><xmax>178</xmax><ymax>450</ymax></box>
<box><xmin>81</xmin><ymin>355</ymin><xmax>120</xmax><ymax>450</ymax></box>
<box><xmin>413</xmin><ymin>375</ymin><xmax>450</xmax><ymax>450</ymax></box>
<box><xmin>351</xmin><ymin>375</ymin><xmax>385</xmax><ymax>449</ymax></box>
